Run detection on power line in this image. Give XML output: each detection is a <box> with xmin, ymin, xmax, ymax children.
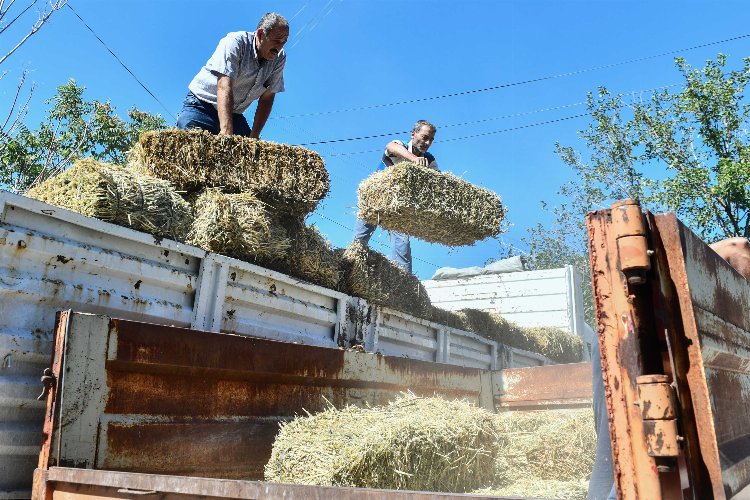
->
<box><xmin>322</xmin><ymin>113</ymin><xmax>590</xmax><ymax>158</ymax></box>
<box><xmin>297</xmin><ymin>102</ymin><xmax>589</xmax><ymax>146</ymax></box>
<box><xmin>65</xmin><ymin>3</ymin><xmax>176</xmax><ymax>121</ymax></box>
<box><xmin>273</xmin><ymin>32</ymin><xmax>750</xmax><ymax>119</ymax></box>
<box><xmin>308</xmin><ymin>81</ymin><xmax>684</xmax><ymax>152</ymax></box>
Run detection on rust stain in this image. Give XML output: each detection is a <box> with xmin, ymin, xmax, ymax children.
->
<box><xmin>102</xmin><ymin>420</ymin><xmax>277</xmax><ymax>480</ymax></box>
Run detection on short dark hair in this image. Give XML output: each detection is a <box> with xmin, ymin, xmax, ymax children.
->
<box><xmin>413</xmin><ymin>119</ymin><xmax>436</xmax><ymax>134</ymax></box>
<box><xmin>257</xmin><ymin>12</ymin><xmax>289</xmax><ymax>34</ymax></box>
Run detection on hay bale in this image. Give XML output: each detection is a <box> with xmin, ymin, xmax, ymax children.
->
<box><xmin>187</xmin><ymin>189</ymin><xmax>290</xmax><ymax>263</ymax></box>
<box><xmin>265</xmin><ymin>393</ymin><xmax>499</xmax><ymax>493</ymax></box>
<box><xmin>341</xmin><ymin>240</ymin><xmax>431</xmax><ymax>318</ymax></box>
<box><xmin>492</xmin><ymin>409</ymin><xmax>595</xmax><ymax>485</ymax></box>
<box><xmin>25</xmin><ymin>158</ymin><xmax>191</xmax><ymax>240</ymax></box>
<box><xmin>429</xmin><ymin>307</ymin><xmax>583</xmax><ymax>363</ymax></box>
<box><xmin>357</xmin><ymin>162</ymin><xmax>506</xmax><ymax>247</ymax></box>
<box><xmin>270</xmin><ymin>216</ymin><xmax>341</xmax><ymax>290</ymax></box>
<box><xmin>130</xmin><ymin>129</ymin><xmax>329</xmax><ymax>215</ymax></box>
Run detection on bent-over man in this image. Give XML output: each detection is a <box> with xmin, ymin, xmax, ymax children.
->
<box><xmin>353</xmin><ymin>119</ymin><xmax>438</xmax><ymax>273</ymax></box>
<box><xmin>177</xmin><ymin>12</ymin><xmax>289</xmax><ymax>138</ymax></box>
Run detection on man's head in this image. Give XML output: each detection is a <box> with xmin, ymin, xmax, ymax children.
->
<box><xmin>411</xmin><ymin>119</ymin><xmax>436</xmax><ymax>155</ymax></box>
<box><xmin>255</xmin><ymin>12</ymin><xmax>289</xmax><ymax>61</ymax></box>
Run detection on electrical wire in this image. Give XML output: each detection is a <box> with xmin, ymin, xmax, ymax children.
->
<box><xmin>273</xmin><ymin>32</ymin><xmax>750</xmax><ymax>119</ymax></box>
<box><xmin>65</xmin><ymin>3</ymin><xmax>177</xmax><ymax>121</ymax></box>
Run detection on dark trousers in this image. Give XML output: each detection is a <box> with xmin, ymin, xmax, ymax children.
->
<box><xmin>176</xmin><ymin>92</ymin><xmax>252</xmax><ymax>136</ymax></box>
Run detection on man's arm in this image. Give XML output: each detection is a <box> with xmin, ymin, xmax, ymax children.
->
<box><xmin>250</xmin><ymin>90</ymin><xmax>276</xmax><ymax>139</ymax></box>
<box><xmin>217</xmin><ymin>75</ymin><xmax>234</xmax><ymax>135</ymax></box>
<box><xmin>385</xmin><ymin>141</ymin><xmax>429</xmax><ymax>167</ymax></box>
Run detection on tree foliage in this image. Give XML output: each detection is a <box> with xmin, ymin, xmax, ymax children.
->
<box><xmin>523</xmin><ymin>54</ymin><xmax>750</xmax><ymax>324</ymax></box>
<box><xmin>0</xmin><ymin>79</ymin><xmax>167</xmax><ymax>192</ymax></box>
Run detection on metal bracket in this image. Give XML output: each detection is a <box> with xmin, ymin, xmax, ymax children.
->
<box><xmin>37</xmin><ymin>367</ymin><xmax>56</xmax><ymax>401</ymax></box>
<box><xmin>612</xmin><ymin>199</ymin><xmax>652</xmax><ymax>285</ymax></box>
<box><xmin>637</xmin><ymin>374</ymin><xmax>681</xmax><ymax>457</ymax></box>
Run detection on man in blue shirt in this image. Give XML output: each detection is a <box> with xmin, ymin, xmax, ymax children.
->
<box><xmin>353</xmin><ymin>120</ymin><xmax>438</xmax><ymax>273</ymax></box>
<box><xmin>177</xmin><ymin>12</ymin><xmax>289</xmax><ymax>138</ymax></box>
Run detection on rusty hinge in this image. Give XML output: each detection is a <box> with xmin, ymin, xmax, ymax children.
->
<box><xmin>636</xmin><ymin>374</ymin><xmax>682</xmax><ymax>457</ymax></box>
<box><xmin>612</xmin><ymin>199</ymin><xmax>652</xmax><ymax>285</ymax></box>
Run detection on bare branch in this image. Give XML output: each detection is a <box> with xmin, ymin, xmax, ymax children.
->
<box><xmin>0</xmin><ymin>0</ymin><xmax>67</xmax><ymax>67</ymax></box>
<box><xmin>0</xmin><ymin>0</ymin><xmax>37</xmax><ymax>35</ymax></box>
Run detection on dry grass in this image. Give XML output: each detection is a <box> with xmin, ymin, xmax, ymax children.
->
<box><xmin>25</xmin><ymin>158</ymin><xmax>191</xmax><ymax>240</ymax></box>
<box><xmin>130</xmin><ymin>129</ymin><xmax>329</xmax><ymax>215</ymax></box>
<box><xmin>187</xmin><ymin>188</ymin><xmax>290</xmax><ymax>263</ymax></box>
<box><xmin>429</xmin><ymin>306</ymin><xmax>583</xmax><ymax>363</ymax></box>
<box><xmin>270</xmin><ymin>216</ymin><xmax>342</xmax><ymax>290</ymax></box>
<box><xmin>340</xmin><ymin>240</ymin><xmax>432</xmax><ymax>318</ymax></box>
<box><xmin>265</xmin><ymin>396</ymin><xmax>595</xmax><ymax>498</ymax></box>
<box><xmin>265</xmin><ymin>393</ymin><xmax>500</xmax><ymax>493</ymax></box>
<box><xmin>357</xmin><ymin>162</ymin><xmax>506</xmax><ymax>247</ymax></box>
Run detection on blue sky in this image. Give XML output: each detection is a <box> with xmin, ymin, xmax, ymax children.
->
<box><xmin>3</xmin><ymin>0</ymin><xmax>750</xmax><ymax>279</ymax></box>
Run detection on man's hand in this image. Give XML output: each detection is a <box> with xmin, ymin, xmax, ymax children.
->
<box><xmin>386</xmin><ymin>141</ymin><xmax>430</xmax><ymax>166</ymax></box>
<box><xmin>217</xmin><ymin>75</ymin><xmax>234</xmax><ymax>135</ymax></box>
<box><xmin>412</xmin><ymin>156</ymin><xmax>429</xmax><ymax>167</ymax></box>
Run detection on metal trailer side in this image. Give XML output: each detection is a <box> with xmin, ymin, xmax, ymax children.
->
<box><xmin>587</xmin><ymin>200</ymin><xmax>750</xmax><ymax>499</ymax></box>
<box><xmin>0</xmin><ymin>191</ymin><xmax>553</xmax><ymax>497</ymax></box>
<box><xmin>31</xmin><ymin>311</ymin><xmax>592</xmax><ymax>500</ymax></box>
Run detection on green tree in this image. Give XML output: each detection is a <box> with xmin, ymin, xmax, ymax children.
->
<box><xmin>523</xmin><ymin>54</ymin><xmax>750</xmax><ymax>324</ymax></box>
<box><xmin>0</xmin><ymin>79</ymin><xmax>167</xmax><ymax>192</ymax></box>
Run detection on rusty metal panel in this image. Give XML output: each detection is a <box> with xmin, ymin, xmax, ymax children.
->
<box><xmin>495</xmin><ymin>362</ymin><xmax>592</xmax><ymax>411</ymax></box>
<box><xmin>587</xmin><ymin>207</ymin><xmax>664</xmax><ymax>499</ymax></box>
<box><xmin>654</xmin><ymin>214</ymin><xmax>750</xmax><ymax>498</ymax></box>
<box><xmin>34</xmin><ymin>467</ymin><xmax>533</xmax><ymax>500</ymax></box>
<box><xmin>46</xmin><ymin>313</ymin><xmax>492</xmax><ymax>480</ymax></box>
<box><xmin>588</xmin><ymin>202</ymin><xmax>750</xmax><ymax>499</ymax></box>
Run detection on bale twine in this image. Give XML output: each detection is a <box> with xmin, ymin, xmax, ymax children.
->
<box><xmin>271</xmin><ymin>216</ymin><xmax>341</xmax><ymax>290</ymax></box>
<box><xmin>357</xmin><ymin>162</ymin><xmax>506</xmax><ymax>247</ymax></box>
<box><xmin>187</xmin><ymin>189</ymin><xmax>290</xmax><ymax>264</ymax></box>
<box><xmin>341</xmin><ymin>240</ymin><xmax>431</xmax><ymax>318</ymax></box>
<box><xmin>130</xmin><ymin>129</ymin><xmax>329</xmax><ymax>215</ymax></box>
<box><xmin>25</xmin><ymin>158</ymin><xmax>191</xmax><ymax>240</ymax></box>
<box><xmin>265</xmin><ymin>393</ymin><xmax>500</xmax><ymax>493</ymax></box>
<box><xmin>430</xmin><ymin>308</ymin><xmax>582</xmax><ymax>364</ymax></box>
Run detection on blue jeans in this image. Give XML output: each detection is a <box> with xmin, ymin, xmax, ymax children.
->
<box><xmin>176</xmin><ymin>92</ymin><xmax>252</xmax><ymax>136</ymax></box>
<box><xmin>588</xmin><ymin>339</ymin><xmax>617</xmax><ymax>500</ymax></box>
<box><xmin>353</xmin><ymin>218</ymin><xmax>412</xmax><ymax>273</ymax></box>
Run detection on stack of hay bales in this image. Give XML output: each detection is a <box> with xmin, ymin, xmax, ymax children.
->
<box><xmin>430</xmin><ymin>306</ymin><xmax>583</xmax><ymax>363</ymax></box>
<box><xmin>25</xmin><ymin>158</ymin><xmax>191</xmax><ymax>241</ymax></box>
<box><xmin>340</xmin><ymin>240</ymin><xmax>432</xmax><ymax>318</ymax></box>
<box><xmin>265</xmin><ymin>394</ymin><xmax>595</xmax><ymax>499</ymax></box>
<box><xmin>265</xmin><ymin>393</ymin><xmax>500</xmax><ymax>493</ymax></box>
<box><xmin>357</xmin><ymin>161</ymin><xmax>506</xmax><ymax>246</ymax></box>
<box><xmin>131</xmin><ymin>129</ymin><xmax>340</xmax><ymax>287</ymax></box>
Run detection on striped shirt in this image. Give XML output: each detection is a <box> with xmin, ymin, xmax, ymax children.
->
<box><xmin>188</xmin><ymin>31</ymin><xmax>286</xmax><ymax>114</ymax></box>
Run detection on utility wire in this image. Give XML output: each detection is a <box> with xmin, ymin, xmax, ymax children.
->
<box><xmin>273</xmin><ymin>32</ymin><xmax>750</xmax><ymax>119</ymax></box>
<box><xmin>322</xmin><ymin>113</ymin><xmax>590</xmax><ymax>158</ymax></box>
<box><xmin>65</xmin><ymin>3</ymin><xmax>177</xmax><ymax>121</ymax></box>
<box><xmin>299</xmin><ymin>82</ymin><xmax>684</xmax><ymax>147</ymax></box>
